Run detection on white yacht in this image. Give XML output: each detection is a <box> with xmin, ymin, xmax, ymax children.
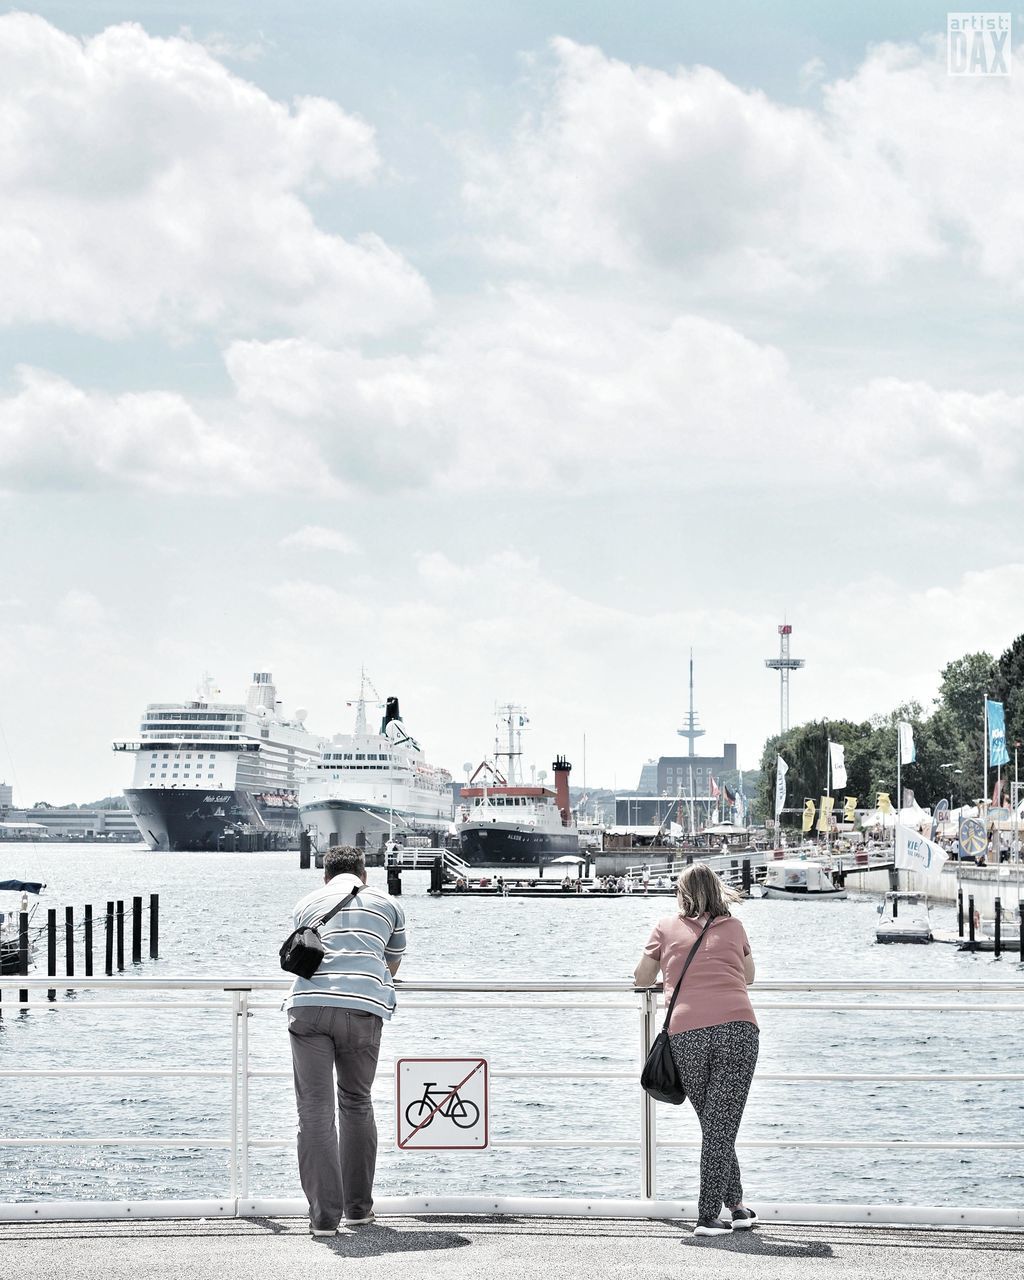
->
<box><xmin>114</xmin><ymin>672</ymin><xmax>324</xmax><ymax>851</ymax></box>
<box><xmin>298</xmin><ymin>677</ymin><xmax>453</xmax><ymax>853</ymax></box>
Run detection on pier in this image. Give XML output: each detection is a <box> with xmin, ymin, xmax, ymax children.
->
<box><xmin>2</xmin><ymin>1216</ymin><xmax>1021</xmax><ymax>1280</ymax></box>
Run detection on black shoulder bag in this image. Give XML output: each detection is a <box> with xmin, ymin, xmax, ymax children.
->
<box><xmin>280</xmin><ymin>885</ymin><xmax>360</xmax><ymax>979</ymax></box>
<box><xmin>640</xmin><ymin>914</ymin><xmax>714</xmax><ymax>1104</ymax></box>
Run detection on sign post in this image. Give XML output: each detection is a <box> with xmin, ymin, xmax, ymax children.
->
<box><xmin>396</xmin><ymin>1057</ymin><xmax>489</xmax><ymax>1151</ymax></box>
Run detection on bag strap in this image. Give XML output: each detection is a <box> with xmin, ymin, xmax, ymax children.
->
<box><xmin>660</xmin><ymin>914</ymin><xmax>715</xmax><ymax>1032</ymax></box>
<box><xmin>315</xmin><ymin>884</ymin><xmax>361</xmax><ymax>929</ymax></box>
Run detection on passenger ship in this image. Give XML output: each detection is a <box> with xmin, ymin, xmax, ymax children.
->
<box><xmin>114</xmin><ymin>673</ymin><xmax>324</xmax><ymax>851</ymax></box>
<box><xmin>457</xmin><ymin>705</ymin><xmax>579</xmax><ymax>865</ymax></box>
<box><xmin>298</xmin><ymin>677</ymin><xmax>453</xmax><ymax>853</ymax></box>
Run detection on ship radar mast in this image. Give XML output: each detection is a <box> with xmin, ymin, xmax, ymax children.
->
<box><xmin>348</xmin><ymin>667</ymin><xmax>382</xmax><ymax>736</ymax></box>
<box><xmin>494</xmin><ymin>704</ymin><xmax>528</xmax><ymax>786</ymax></box>
<box><xmin>676</xmin><ymin>650</ymin><xmax>705</xmax><ymax>757</ymax></box>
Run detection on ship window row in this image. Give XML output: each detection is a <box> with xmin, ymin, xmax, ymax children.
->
<box><xmin>474</xmin><ymin>795</ymin><xmax>533</xmax><ymax>807</ymax></box>
<box><xmin>145</xmin><ymin>713</ymin><xmax>244</xmax><ymax>723</ymax></box>
<box><xmin>322</xmin><ymin>753</ymin><xmax>394</xmax><ymax>762</ymax></box>
<box><xmin>150</xmin><ymin>752</ymin><xmax>220</xmax><ymax>760</ymax></box>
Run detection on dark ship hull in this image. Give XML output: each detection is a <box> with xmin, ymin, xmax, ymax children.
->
<box><xmin>458</xmin><ymin>823</ymin><xmax>579</xmax><ymax>865</ymax></box>
<box><xmin>125</xmin><ymin>787</ymin><xmax>300</xmax><ymax>852</ymax></box>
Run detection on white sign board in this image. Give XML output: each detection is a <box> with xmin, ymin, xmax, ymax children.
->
<box><xmin>395</xmin><ymin>1057</ymin><xmax>489</xmax><ymax>1151</ymax></box>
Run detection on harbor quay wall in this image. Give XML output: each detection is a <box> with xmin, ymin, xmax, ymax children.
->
<box><xmin>848</xmin><ymin>865</ymin><xmax>1024</xmax><ymax>915</ymax></box>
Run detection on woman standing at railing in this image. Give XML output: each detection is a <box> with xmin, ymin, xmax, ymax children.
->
<box><xmin>634</xmin><ymin>862</ymin><xmax>758</xmax><ymax>1238</ymax></box>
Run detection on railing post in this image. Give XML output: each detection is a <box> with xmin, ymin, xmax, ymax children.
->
<box><xmin>639</xmin><ymin>987</ymin><xmax>658</xmax><ymax>1201</ymax></box>
<box><xmin>239</xmin><ymin>989</ymin><xmax>251</xmax><ymax>1202</ymax></box>
<box><xmin>229</xmin><ymin>989</ymin><xmax>241</xmax><ymax>1205</ymax></box>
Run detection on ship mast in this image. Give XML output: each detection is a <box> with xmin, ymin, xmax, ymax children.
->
<box><xmin>494</xmin><ymin>704</ymin><xmax>527</xmax><ymax>786</ymax></box>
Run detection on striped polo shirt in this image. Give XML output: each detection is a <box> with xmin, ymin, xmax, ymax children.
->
<box><xmin>285</xmin><ymin>874</ymin><xmax>407</xmax><ymax>1019</ymax></box>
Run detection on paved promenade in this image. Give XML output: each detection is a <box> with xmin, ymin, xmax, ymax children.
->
<box><xmin>3</xmin><ymin>1215</ymin><xmax>1021</xmax><ymax>1280</ymax></box>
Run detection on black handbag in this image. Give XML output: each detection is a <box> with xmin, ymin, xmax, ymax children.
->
<box><xmin>640</xmin><ymin>915</ymin><xmax>714</xmax><ymax>1104</ymax></box>
<box><xmin>280</xmin><ymin>886</ymin><xmax>360</xmax><ymax>979</ymax></box>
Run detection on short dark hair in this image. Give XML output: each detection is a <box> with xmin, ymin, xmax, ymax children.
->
<box><xmin>324</xmin><ymin>845</ymin><xmax>366</xmax><ymax>881</ymax></box>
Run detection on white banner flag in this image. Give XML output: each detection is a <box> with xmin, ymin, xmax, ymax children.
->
<box><xmin>775</xmin><ymin>756</ymin><xmax>788</xmax><ymax>819</ymax></box>
<box><xmin>828</xmin><ymin>741</ymin><xmax>847</xmax><ymax>790</ymax></box>
<box><xmin>895</xmin><ymin>824</ymin><xmax>948</xmax><ymax>873</ymax></box>
<box><xmin>898</xmin><ymin>721</ymin><xmax>916</xmax><ymax>764</ymax></box>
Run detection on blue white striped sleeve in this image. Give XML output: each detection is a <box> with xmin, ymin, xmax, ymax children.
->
<box><xmin>385</xmin><ymin>905</ymin><xmax>407</xmax><ymax>958</ymax></box>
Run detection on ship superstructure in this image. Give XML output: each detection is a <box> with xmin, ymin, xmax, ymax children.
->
<box><xmin>298</xmin><ymin>675</ymin><xmax>453</xmax><ymax>853</ymax></box>
<box><xmin>114</xmin><ymin>672</ymin><xmax>324</xmax><ymax>851</ymax></box>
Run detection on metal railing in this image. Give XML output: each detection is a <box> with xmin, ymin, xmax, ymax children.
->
<box><xmin>1</xmin><ymin>975</ymin><xmax>1023</xmax><ymax>1227</ymax></box>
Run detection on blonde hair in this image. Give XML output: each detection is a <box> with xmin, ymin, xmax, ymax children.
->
<box><xmin>675</xmin><ymin>862</ymin><xmax>741</xmax><ymax>918</ymax></box>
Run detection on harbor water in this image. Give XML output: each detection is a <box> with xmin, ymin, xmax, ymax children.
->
<box><xmin>1</xmin><ymin>844</ymin><xmax>1021</xmax><ymax>1209</ymax></box>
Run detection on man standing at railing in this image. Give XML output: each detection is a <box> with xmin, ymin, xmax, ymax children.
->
<box><xmin>285</xmin><ymin>845</ymin><xmax>406</xmax><ymax>1237</ymax></box>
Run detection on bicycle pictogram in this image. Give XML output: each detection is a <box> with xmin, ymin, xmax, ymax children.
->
<box><xmin>396</xmin><ymin>1057</ymin><xmax>489</xmax><ymax>1150</ymax></box>
<box><xmin>404</xmin><ymin>1081</ymin><xmax>480</xmax><ymax>1130</ymax></box>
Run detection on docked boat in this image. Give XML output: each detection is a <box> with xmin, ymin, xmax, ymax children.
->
<box><xmin>298</xmin><ymin>677</ymin><xmax>453</xmax><ymax>854</ymax></box>
<box><xmin>457</xmin><ymin>706</ymin><xmax>579</xmax><ymax>866</ymax></box>
<box><xmin>114</xmin><ymin>672</ymin><xmax>324</xmax><ymax>851</ymax></box>
<box><xmin>0</xmin><ymin>879</ymin><xmax>43</xmax><ymax>973</ymax></box>
<box><xmin>876</xmin><ymin>891</ymin><xmax>932</xmax><ymax>944</ymax></box>
<box><xmin>762</xmin><ymin>858</ymin><xmax>848</xmax><ymax>900</ymax></box>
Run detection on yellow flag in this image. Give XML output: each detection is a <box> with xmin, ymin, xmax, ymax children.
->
<box><xmin>817</xmin><ymin>796</ymin><xmax>835</xmax><ymax>832</ymax></box>
<box><xmin>801</xmin><ymin>798</ymin><xmax>816</xmax><ymax>832</ymax></box>
<box><xmin>877</xmin><ymin>792</ymin><xmax>892</xmax><ymax>814</ymax></box>
<box><xmin>843</xmin><ymin>796</ymin><xmax>858</xmax><ymax>822</ymax></box>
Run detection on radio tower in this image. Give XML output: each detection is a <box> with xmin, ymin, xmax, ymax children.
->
<box><xmin>677</xmin><ymin>649</ymin><xmax>705</xmax><ymax>757</ymax></box>
<box><xmin>765</xmin><ymin>623</ymin><xmax>805</xmax><ymax>737</ymax></box>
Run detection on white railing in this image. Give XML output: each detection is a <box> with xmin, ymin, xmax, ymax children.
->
<box><xmin>1</xmin><ymin>976</ymin><xmax>1023</xmax><ymax>1228</ymax></box>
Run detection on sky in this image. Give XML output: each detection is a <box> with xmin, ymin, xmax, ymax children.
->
<box><xmin>1</xmin><ymin>3</ymin><xmax>1023</xmax><ymax>804</ymax></box>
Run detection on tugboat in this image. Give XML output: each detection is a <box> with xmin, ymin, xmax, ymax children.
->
<box><xmin>457</xmin><ymin>706</ymin><xmax>579</xmax><ymax>866</ymax></box>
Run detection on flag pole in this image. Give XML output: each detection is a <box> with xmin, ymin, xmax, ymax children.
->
<box><xmin>895</xmin><ymin>724</ymin><xmax>901</xmax><ymax>856</ymax></box>
<box><xmin>983</xmin><ymin>695</ymin><xmax>989</xmax><ymax>834</ymax></box>
<box><xmin>825</xmin><ymin>722</ymin><xmax>831</xmax><ymax>853</ymax></box>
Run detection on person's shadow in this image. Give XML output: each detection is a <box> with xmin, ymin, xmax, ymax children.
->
<box><xmin>680</xmin><ymin>1231</ymin><xmax>833</xmax><ymax>1258</ymax></box>
<box><xmin>317</xmin><ymin>1223</ymin><xmax>471</xmax><ymax>1256</ymax></box>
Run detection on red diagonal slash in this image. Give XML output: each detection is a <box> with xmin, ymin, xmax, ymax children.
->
<box><xmin>399</xmin><ymin>1060</ymin><xmax>485</xmax><ymax>1149</ymax></box>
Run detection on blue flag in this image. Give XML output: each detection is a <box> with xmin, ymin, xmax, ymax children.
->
<box><xmin>986</xmin><ymin>699</ymin><xmax>1010</xmax><ymax>767</ymax></box>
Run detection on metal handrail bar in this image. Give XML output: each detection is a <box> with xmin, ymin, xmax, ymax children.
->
<box><xmin>4</xmin><ymin>976</ymin><xmax>1023</xmax><ymax>993</ymax></box>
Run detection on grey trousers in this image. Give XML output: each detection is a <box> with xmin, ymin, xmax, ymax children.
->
<box><xmin>288</xmin><ymin>1005</ymin><xmax>383</xmax><ymax>1228</ymax></box>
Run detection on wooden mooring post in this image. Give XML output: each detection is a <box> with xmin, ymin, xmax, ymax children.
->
<box><xmin>149</xmin><ymin>893</ymin><xmax>159</xmax><ymax>960</ymax></box>
<box><xmin>84</xmin><ymin>904</ymin><xmax>93</xmax><ymax>978</ymax></box>
<box><xmin>104</xmin><ymin>901</ymin><xmax>114</xmax><ymax>975</ymax></box>
<box><xmin>993</xmin><ymin>897</ymin><xmax>1001</xmax><ymax>959</ymax></box>
<box><xmin>65</xmin><ymin>905</ymin><xmax>74</xmax><ymax>979</ymax></box>
<box><xmin>46</xmin><ymin>908</ymin><xmax>57</xmax><ymax>1002</ymax></box>
<box><xmin>132</xmin><ymin>896</ymin><xmax>143</xmax><ymax>964</ymax></box>
<box><xmin>116</xmin><ymin>900</ymin><xmax>125</xmax><ymax>971</ymax></box>
<box><xmin>19</xmin><ymin>909</ymin><xmax>29</xmax><ymax>1006</ymax></box>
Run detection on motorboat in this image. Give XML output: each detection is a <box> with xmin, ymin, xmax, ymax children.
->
<box><xmin>876</xmin><ymin>891</ymin><xmax>932</xmax><ymax>944</ymax></box>
<box><xmin>762</xmin><ymin>858</ymin><xmax>847</xmax><ymax>900</ymax></box>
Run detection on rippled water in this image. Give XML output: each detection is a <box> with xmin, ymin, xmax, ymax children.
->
<box><xmin>2</xmin><ymin>844</ymin><xmax>1022</xmax><ymax>1208</ymax></box>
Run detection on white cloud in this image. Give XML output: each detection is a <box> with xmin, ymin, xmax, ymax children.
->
<box><xmin>0</xmin><ymin>364</ymin><xmax>325</xmax><ymax>494</ymax></box>
<box><xmin>281</xmin><ymin>525</ymin><xmax>357</xmax><ymax>553</ymax></box>
<box><xmin>0</xmin><ymin>14</ymin><xmax>431</xmax><ymax>340</ymax></box>
<box><xmin>5</xmin><ymin>290</ymin><xmax>1023</xmax><ymax>501</ymax></box>
<box><xmin>463</xmin><ymin>35</ymin><xmax>1024</xmax><ymax>291</ymax></box>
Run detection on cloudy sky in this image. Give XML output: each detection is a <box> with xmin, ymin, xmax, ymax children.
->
<box><xmin>1</xmin><ymin>2</ymin><xmax>1022</xmax><ymax>804</ymax></box>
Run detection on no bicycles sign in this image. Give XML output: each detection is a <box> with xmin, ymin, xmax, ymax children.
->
<box><xmin>395</xmin><ymin>1057</ymin><xmax>489</xmax><ymax>1150</ymax></box>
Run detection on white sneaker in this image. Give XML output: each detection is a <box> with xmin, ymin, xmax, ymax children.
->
<box><xmin>344</xmin><ymin>1212</ymin><xmax>376</xmax><ymax>1226</ymax></box>
<box><xmin>693</xmin><ymin>1218</ymin><xmax>733</xmax><ymax>1236</ymax></box>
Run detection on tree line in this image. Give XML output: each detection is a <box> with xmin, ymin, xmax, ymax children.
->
<box><xmin>756</xmin><ymin>638</ymin><xmax>1024</xmax><ymax>827</ymax></box>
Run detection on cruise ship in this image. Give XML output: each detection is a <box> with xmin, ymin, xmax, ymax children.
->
<box><xmin>114</xmin><ymin>673</ymin><xmax>324</xmax><ymax>851</ymax></box>
<box><xmin>298</xmin><ymin>677</ymin><xmax>454</xmax><ymax>853</ymax></box>
<box><xmin>457</xmin><ymin>705</ymin><xmax>579</xmax><ymax>865</ymax></box>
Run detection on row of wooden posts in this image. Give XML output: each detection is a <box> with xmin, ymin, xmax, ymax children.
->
<box><xmin>2</xmin><ymin>894</ymin><xmax>160</xmax><ymax>1008</ymax></box>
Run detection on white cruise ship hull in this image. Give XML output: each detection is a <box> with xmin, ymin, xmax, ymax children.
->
<box><xmin>300</xmin><ymin>795</ymin><xmax>451</xmax><ymax>853</ymax></box>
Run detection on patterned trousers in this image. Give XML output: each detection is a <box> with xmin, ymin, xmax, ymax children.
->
<box><xmin>669</xmin><ymin>1020</ymin><xmax>759</xmax><ymax>1222</ymax></box>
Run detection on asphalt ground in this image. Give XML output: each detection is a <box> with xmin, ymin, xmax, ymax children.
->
<box><xmin>1</xmin><ymin>1216</ymin><xmax>1021</xmax><ymax>1280</ymax></box>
